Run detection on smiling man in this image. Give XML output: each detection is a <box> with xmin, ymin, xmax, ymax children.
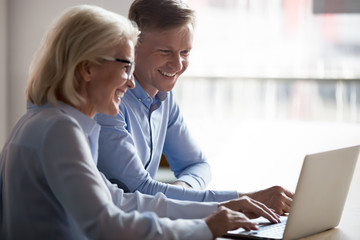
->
<box><xmin>95</xmin><ymin>0</ymin><xmax>293</xmax><ymax>215</ymax></box>
<box><xmin>95</xmin><ymin>0</ymin><xmax>211</xmax><ymax>193</ymax></box>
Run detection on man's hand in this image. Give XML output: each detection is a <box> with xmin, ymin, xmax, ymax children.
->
<box><xmin>172</xmin><ymin>181</ymin><xmax>192</xmax><ymax>188</ymax></box>
<box><xmin>239</xmin><ymin>186</ymin><xmax>294</xmax><ymax>215</ymax></box>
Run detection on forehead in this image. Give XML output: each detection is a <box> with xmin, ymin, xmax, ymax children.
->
<box><xmin>141</xmin><ymin>23</ymin><xmax>194</xmax><ymax>48</ymax></box>
<box><xmin>113</xmin><ymin>39</ymin><xmax>135</xmax><ymax>59</ymax></box>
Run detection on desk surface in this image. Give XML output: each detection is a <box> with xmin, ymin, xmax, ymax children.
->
<box><xmin>199</xmin><ymin>121</ymin><xmax>360</xmax><ymax>240</ymax></box>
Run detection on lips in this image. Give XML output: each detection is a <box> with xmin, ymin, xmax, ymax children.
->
<box><xmin>159</xmin><ymin>70</ymin><xmax>177</xmax><ymax>77</ymax></box>
<box><xmin>115</xmin><ymin>89</ymin><xmax>124</xmax><ymax>99</ymax></box>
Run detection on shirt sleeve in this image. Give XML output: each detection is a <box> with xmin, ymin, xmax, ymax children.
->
<box><xmin>40</xmin><ymin>117</ymin><xmax>213</xmax><ymax>240</ymax></box>
<box><xmin>100</xmin><ymin>172</ymin><xmax>219</xmax><ymax>219</ymax></box>
<box><xmin>96</xmin><ymin>109</ymin><xmax>238</xmax><ymax>202</ymax></box>
<box><xmin>163</xmin><ymin>92</ymin><xmax>211</xmax><ymax>190</ymax></box>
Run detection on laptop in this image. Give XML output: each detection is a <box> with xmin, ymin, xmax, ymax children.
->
<box><xmin>225</xmin><ymin>145</ymin><xmax>360</xmax><ymax>240</ymax></box>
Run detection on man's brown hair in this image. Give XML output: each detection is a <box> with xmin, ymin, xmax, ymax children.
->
<box><xmin>128</xmin><ymin>0</ymin><xmax>196</xmax><ymax>33</ymax></box>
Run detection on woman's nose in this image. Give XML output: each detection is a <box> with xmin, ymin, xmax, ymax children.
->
<box><xmin>127</xmin><ymin>75</ymin><xmax>135</xmax><ymax>89</ymax></box>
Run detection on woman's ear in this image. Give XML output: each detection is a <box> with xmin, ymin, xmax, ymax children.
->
<box><xmin>77</xmin><ymin>61</ymin><xmax>92</xmax><ymax>82</ymax></box>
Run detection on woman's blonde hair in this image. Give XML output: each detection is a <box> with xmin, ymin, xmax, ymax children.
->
<box><xmin>26</xmin><ymin>5</ymin><xmax>139</xmax><ymax>107</ymax></box>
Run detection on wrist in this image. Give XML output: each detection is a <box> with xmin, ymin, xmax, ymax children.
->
<box><xmin>172</xmin><ymin>180</ymin><xmax>192</xmax><ymax>188</ymax></box>
<box><xmin>238</xmin><ymin>192</ymin><xmax>247</xmax><ymax>198</ymax></box>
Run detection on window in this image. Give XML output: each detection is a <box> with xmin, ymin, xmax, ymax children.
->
<box><xmin>171</xmin><ymin>1</ymin><xmax>360</xmax><ymax>190</ymax></box>
<box><xmin>174</xmin><ymin>0</ymin><xmax>360</xmax><ymax>123</ymax></box>
<box><xmin>184</xmin><ymin>0</ymin><xmax>360</xmax><ymax>79</ymax></box>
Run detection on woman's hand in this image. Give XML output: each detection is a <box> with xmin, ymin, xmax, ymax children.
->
<box><xmin>204</xmin><ymin>206</ymin><xmax>259</xmax><ymax>239</ymax></box>
<box><xmin>205</xmin><ymin>196</ymin><xmax>280</xmax><ymax>239</ymax></box>
<box><xmin>220</xmin><ymin>196</ymin><xmax>280</xmax><ymax>223</ymax></box>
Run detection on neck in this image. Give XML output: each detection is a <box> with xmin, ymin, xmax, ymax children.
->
<box><xmin>134</xmin><ymin>74</ymin><xmax>158</xmax><ymax>98</ymax></box>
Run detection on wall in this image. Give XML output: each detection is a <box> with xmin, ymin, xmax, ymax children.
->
<box><xmin>0</xmin><ymin>0</ymin><xmax>132</xmax><ymax>147</ymax></box>
<box><xmin>0</xmin><ymin>0</ymin><xmax>7</xmax><ymax>147</ymax></box>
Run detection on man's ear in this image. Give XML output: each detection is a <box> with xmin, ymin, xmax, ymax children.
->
<box><xmin>77</xmin><ymin>61</ymin><xmax>92</xmax><ymax>82</ymax></box>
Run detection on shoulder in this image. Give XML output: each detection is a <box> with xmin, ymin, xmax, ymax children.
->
<box><xmin>37</xmin><ymin>107</ymin><xmax>80</xmax><ymax>129</ymax></box>
<box><xmin>9</xmin><ymin>106</ymin><xmax>82</xmax><ymax>150</ymax></box>
<box><xmin>164</xmin><ymin>91</ymin><xmax>177</xmax><ymax>108</ymax></box>
<box><xmin>26</xmin><ymin>106</ymin><xmax>81</xmax><ymax>138</ymax></box>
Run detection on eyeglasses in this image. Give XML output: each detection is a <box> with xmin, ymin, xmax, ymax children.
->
<box><xmin>115</xmin><ymin>58</ymin><xmax>135</xmax><ymax>81</ymax></box>
<box><xmin>105</xmin><ymin>58</ymin><xmax>135</xmax><ymax>81</ymax></box>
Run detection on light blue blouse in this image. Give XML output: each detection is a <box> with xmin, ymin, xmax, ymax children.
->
<box><xmin>95</xmin><ymin>79</ymin><xmax>238</xmax><ymax>202</ymax></box>
<box><xmin>0</xmin><ymin>102</ymin><xmax>215</xmax><ymax>240</ymax></box>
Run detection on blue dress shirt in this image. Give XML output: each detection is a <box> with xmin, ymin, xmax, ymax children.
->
<box><xmin>95</xmin><ymin>79</ymin><xmax>238</xmax><ymax>202</ymax></box>
<box><xmin>0</xmin><ymin>102</ymin><xmax>216</xmax><ymax>240</ymax></box>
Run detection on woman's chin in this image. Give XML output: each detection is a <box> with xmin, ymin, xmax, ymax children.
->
<box><xmin>101</xmin><ymin>104</ymin><xmax>120</xmax><ymax>116</ymax></box>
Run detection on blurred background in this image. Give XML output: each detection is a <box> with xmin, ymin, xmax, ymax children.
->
<box><xmin>172</xmin><ymin>0</ymin><xmax>360</xmax><ymax>191</ymax></box>
<box><xmin>1</xmin><ymin>0</ymin><xmax>360</xmax><ymax>191</ymax></box>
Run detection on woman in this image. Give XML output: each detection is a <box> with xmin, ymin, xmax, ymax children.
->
<box><xmin>0</xmin><ymin>5</ymin><xmax>279</xmax><ymax>240</ymax></box>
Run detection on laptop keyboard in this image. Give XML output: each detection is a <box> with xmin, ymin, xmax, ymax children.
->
<box><xmin>243</xmin><ymin>218</ymin><xmax>287</xmax><ymax>239</ymax></box>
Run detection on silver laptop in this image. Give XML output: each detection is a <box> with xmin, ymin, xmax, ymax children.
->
<box><xmin>225</xmin><ymin>145</ymin><xmax>359</xmax><ymax>240</ymax></box>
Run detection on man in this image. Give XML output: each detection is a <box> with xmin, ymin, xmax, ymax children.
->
<box><xmin>95</xmin><ymin>0</ymin><xmax>293</xmax><ymax>215</ymax></box>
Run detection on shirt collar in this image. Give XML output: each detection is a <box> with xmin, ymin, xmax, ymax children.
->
<box><xmin>57</xmin><ymin>103</ymin><xmax>100</xmax><ymax>137</ymax></box>
<box><xmin>130</xmin><ymin>78</ymin><xmax>168</xmax><ymax>109</ymax></box>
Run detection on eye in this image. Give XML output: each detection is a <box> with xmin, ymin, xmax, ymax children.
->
<box><xmin>123</xmin><ymin>64</ymin><xmax>132</xmax><ymax>75</ymax></box>
<box><xmin>181</xmin><ymin>50</ymin><xmax>191</xmax><ymax>57</ymax></box>
<box><xmin>159</xmin><ymin>49</ymin><xmax>171</xmax><ymax>55</ymax></box>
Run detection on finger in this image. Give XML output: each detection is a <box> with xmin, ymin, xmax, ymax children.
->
<box><xmin>284</xmin><ymin>189</ymin><xmax>294</xmax><ymax>198</ymax></box>
<box><xmin>242</xmin><ymin>211</ymin><xmax>258</xmax><ymax>219</ymax></box>
<box><xmin>251</xmin><ymin>198</ymin><xmax>280</xmax><ymax>220</ymax></box>
<box><xmin>281</xmin><ymin>192</ymin><xmax>293</xmax><ymax>214</ymax></box>
<box><xmin>270</xmin><ymin>191</ymin><xmax>292</xmax><ymax>215</ymax></box>
<box><xmin>205</xmin><ymin>207</ymin><xmax>254</xmax><ymax>237</ymax></box>
<box><xmin>282</xmin><ymin>202</ymin><xmax>291</xmax><ymax>214</ymax></box>
<box><xmin>245</xmin><ymin>198</ymin><xmax>281</xmax><ymax>223</ymax></box>
<box><xmin>236</xmin><ymin>222</ymin><xmax>259</xmax><ymax>232</ymax></box>
<box><xmin>228</xmin><ymin>212</ymin><xmax>259</xmax><ymax>231</ymax></box>
<box><xmin>282</xmin><ymin>191</ymin><xmax>293</xmax><ymax>206</ymax></box>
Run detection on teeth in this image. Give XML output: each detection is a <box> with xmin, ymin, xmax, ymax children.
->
<box><xmin>159</xmin><ymin>70</ymin><xmax>176</xmax><ymax>77</ymax></box>
<box><xmin>115</xmin><ymin>90</ymin><xmax>123</xmax><ymax>99</ymax></box>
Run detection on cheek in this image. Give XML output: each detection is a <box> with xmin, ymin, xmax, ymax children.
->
<box><xmin>102</xmin><ymin>70</ymin><xmax>123</xmax><ymax>86</ymax></box>
<box><xmin>151</xmin><ymin>54</ymin><xmax>168</xmax><ymax>67</ymax></box>
<box><xmin>180</xmin><ymin>59</ymin><xmax>189</xmax><ymax>73</ymax></box>
<box><xmin>90</xmin><ymin>76</ymin><xmax>114</xmax><ymax>98</ymax></box>
<box><xmin>183</xmin><ymin>60</ymin><xmax>189</xmax><ymax>69</ymax></box>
